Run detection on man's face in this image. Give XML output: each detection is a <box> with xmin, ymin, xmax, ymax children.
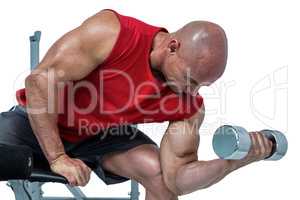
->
<box><xmin>161</xmin><ymin>55</ymin><xmax>205</xmax><ymax>96</ymax></box>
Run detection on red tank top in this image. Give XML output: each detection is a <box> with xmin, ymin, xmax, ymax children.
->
<box><xmin>16</xmin><ymin>9</ymin><xmax>203</xmax><ymax>143</ymax></box>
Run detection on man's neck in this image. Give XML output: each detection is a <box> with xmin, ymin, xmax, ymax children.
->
<box><xmin>150</xmin><ymin>31</ymin><xmax>170</xmax><ymax>71</ymax></box>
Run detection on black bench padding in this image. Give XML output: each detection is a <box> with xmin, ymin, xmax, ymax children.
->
<box><xmin>0</xmin><ymin>144</ymin><xmax>32</xmax><ymax>181</ymax></box>
<box><xmin>0</xmin><ymin>144</ymin><xmax>68</xmax><ymax>184</ymax></box>
<box><xmin>29</xmin><ymin>168</ymin><xmax>68</xmax><ymax>184</ymax></box>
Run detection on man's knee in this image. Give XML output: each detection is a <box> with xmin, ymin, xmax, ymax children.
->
<box><xmin>139</xmin><ymin>156</ymin><xmax>177</xmax><ymax>200</ymax></box>
<box><xmin>135</xmin><ymin>147</ymin><xmax>162</xmax><ymax>180</ymax></box>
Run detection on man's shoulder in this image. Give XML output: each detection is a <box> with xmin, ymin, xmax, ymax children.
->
<box><xmin>81</xmin><ymin>9</ymin><xmax>120</xmax><ymax>39</ymax></box>
<box><xmin>86</xmin><ymin>10</ymin><xmax>120</xmax><ymax>29</ymax></box>
<box><xmin>79</xmin><ymin>9</ymin><xmax>121</xmax><ymax>64</ymax></box>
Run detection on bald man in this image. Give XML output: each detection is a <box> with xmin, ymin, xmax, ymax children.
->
<box><xmin>151</xmin><ymin>19</ymin><xmax>273</xmax><ymax>195</ymax></box>
<box><xmin>1</xmin><ymin>9</ymin><xmax>272</xmax><ymax>199</ymax></box>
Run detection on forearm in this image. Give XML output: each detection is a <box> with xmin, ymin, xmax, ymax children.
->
<box><xmin>180</xmin><ymin>159</ymin><xmax>236</xmax><ymax>189</ymax></box>
<box><xmin>25</xmin><ymin>74</ymin><xmax>65</xmax><ymax>164</ymax></box>
<box><xmin>161</xmin><ymin>112</ymin><xmax>241</xmax><ymax>194</ymax></box>
<box><xmin>173</xmin><ymin>157</ymin><xmax>238</xmax><ymax>194</ymax></box>
<box><xmin>201</xmin><ymin>159</ymin><xmax>247</xmax><ymax>188</ymax></box>
<box><xmin>161</xmin><ymin>104</ymin><xmax>258</xmax><ymax>195</ymax></box>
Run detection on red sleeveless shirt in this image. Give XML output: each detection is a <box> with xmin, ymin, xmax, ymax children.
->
<box><xmin>16</xmin><ymin>9</ymin><xmax>203</xmax><ymax>143</ymax></box>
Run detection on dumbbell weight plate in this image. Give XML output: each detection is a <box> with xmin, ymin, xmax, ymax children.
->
<box><xmin>260</xmin><ymin>130</ymin><xmax>288</xmax><ymax>161</ymax></box>
<box><xmin>213</xmin><ymin>125</ymin><xmax>251</xmax><ymax>159</ymax></box>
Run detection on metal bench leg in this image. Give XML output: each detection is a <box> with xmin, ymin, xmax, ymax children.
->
<box><xmin>129</xmin><ymin>180</ymin><xmax>139</xmax><ymax>200</ymax></box>
<box><xmin>66</xmin><ymin>185</ymin><xmax>87</xmax><ymax>200</ymax></box>
<box><xmin>8</xmin><ymin>180</ymin><xmax>43</xmax><ymax>200</ymax></box>
<box><xmin>8</xmin><ymin>180</ymin><xmax>32</xmax><ymax>200</ymax></box>
<box><xmin>29</xmin><ymin>31</ymin><xmax>41</xmax><ymax>70</ymax></box>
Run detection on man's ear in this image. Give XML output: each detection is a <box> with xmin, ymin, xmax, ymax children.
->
<box><xmin>168</xmin><ymin>39</ymin><xmax>180</xmax><ymax>53</ymax></box>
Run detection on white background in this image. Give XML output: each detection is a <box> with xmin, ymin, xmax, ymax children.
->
<box><xmin>0</xmin><ymin>0</ymin><xmax>299</xmax><ymax>199</ymax></box>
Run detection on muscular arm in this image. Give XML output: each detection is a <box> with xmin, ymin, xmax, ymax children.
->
<box><xmin>160</xmin><ymin>104</ymin><xmax>237</xmax><ymax>195</ymax></box>
<box><xmin>160</xmin><ymin>102</ymin><xmax>273</xmax><ymax>195</ymax></box>
<box><xmin>25</xmin><ymin>10</ymin><xmax>120</xmax><ymax>164</ymax></box>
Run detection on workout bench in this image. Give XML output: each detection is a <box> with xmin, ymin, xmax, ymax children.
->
<box><xmin>6</xmin><ymin>31</ymin><xmax>140</xmax><ymax>200</ymax></box>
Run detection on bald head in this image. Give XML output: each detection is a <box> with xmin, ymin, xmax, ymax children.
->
<box><xmin>151</xmin><ymin>20</ymin><xmax>228</xmax><ymax>95</ymax></box>
<box><xmin>175</xmin><ymin>21</ymin><xmax>228</xmax><ymax>84</ymax></box>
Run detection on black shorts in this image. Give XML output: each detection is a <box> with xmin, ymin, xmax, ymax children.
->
<box><xmin>0</xmin><ymin>105</ymin><xmax>156</xmax><ymax>185</ymax></box>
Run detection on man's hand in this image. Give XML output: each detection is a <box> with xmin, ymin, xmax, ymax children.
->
<box><xmin>50</xmin><ymin>154</ymin><xmax>92</xmax><ymax>187</ymax></box>
<box><xmin>230</xmin><ymin>132</ymin><xmax>273</xmax><ymax>169</ymax></box>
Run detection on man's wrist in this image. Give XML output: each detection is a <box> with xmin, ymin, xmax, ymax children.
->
<box><xmin>227</xmin><ymin>158</ymin><xmax>256</xmax><ymax>172</ymax></box>
<box><xmin>226</xmin><ymin>160</ymin><xmax>244</xmax><ymax>172</ymax></box>
<box><xmin>49</xmin><ymin>152</ymin><xmax>67</xmax><ymax>165</ymax></box>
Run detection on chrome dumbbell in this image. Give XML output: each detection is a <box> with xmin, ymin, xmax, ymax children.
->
<box><xmin>212</xmin><ymin>125</ymin><xmax>288</xmax><ymax>160</ymax></box>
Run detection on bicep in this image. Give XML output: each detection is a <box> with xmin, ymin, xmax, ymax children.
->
<box><xmin>162</xmin><ymin>103</ymin><xmax>205</xmax><ymax>157</ymax></box>
<box><xmin>186</xmin><ymin>102</ymin><xmax>205</xmax><ymax>129</ymax></box>
<box><xmin>168</xmin><ymin>102</ymin><xmax>205</xmax><ymax>133</ymax></box>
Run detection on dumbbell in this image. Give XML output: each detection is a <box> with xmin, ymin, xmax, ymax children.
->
<box><xmin>212</xmin><ymin>125</ymin><xmax>288</xmax><ymax>160</ymax></box>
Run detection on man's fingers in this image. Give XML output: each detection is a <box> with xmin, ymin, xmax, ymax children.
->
<box><xmin>52</xmin><ymin>166</ymin><xmax>78</xmax><ymax>186</ymax></box>
<box><xmin>256</xmin><ymin>133</ymin><xmax>266</xmax><ymax>158</ymax></box>
<box><xmin>250</xmin><ymin>133</ymin><xmax>258</xmax><ymax>154</ymax></box>
<box><xmin>77</xmin><ymin>160</ymin><xmax>91</xmax><ymax>184</ymax></box>
<box><xmin>81</xmin><ymin>161</ymin><xmax>92</xmax><ymax>184</ymax></box>
<box><xmin>50</xmin><ymin>156</ymin><xmax>91</xmax><ymax>187</ymax></box>
<box><xmin>84</xmin><ymin>166</ymin><xmax>92</xmax><ymax>183</ymax></box>
<box><xmin>250</xmin><ymin>132</ymin><xmax>274</xmax><ymax>160</ymax></box>
<box><xmin>75</xmin><ymin>164</ymin><xmax>89</xmax><ymax>186</ymax></box>
<box><xmin>77</xmin><ymin>160</ymin><xmax>90</xmax><ymax>182</ymax></box>
<box><xmin>261</xmin><ymin>133</ymin><xmax>273</xmax><ymax>157</ymax></box>
<box><xmin>250</xmin><ymin>132</ymin><xmax>262</xmax><ymax>160</ymax></box>
<box><xmin>254</xmin><ymin>132</ymin><xmax>262</xmax><ymax>158</ymax></box>
<box><xmin>65</xmin><ymin>173</ymin><xmax>77</xmax><ymax>186</ymax></box>
<box><xmin>73</xmin><ymin>159</ymin><xmax>91</xmax><ymax>186</ymax></box>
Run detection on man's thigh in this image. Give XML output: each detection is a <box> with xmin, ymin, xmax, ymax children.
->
<box><xmin>101</xmin><ymin>144</ymin><xmax>177</xmax><ymax>199</ymax></box>
<box><xmin>65</xmin><ymin>125</ymin><xmax>157</xmax><ymax>185</ymax></box>
<box><xmin>101</xmin><ymin>144</ymin><xmax>161</xmax><ymax>181</ymax></box>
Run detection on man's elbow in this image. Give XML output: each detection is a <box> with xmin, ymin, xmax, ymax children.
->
<box><xmin>25</xmin><ymin>72</ymin><xmax>53</xmax><ymax>114</ymax></box>
<box><xmin>25</xmin><ymin>72</ymin><xmax>51</xmax><ymax>105</ymax></box>
<box><xmin>25</xmin><ymin>72</ymin><xmax>47</xmax><ymax>89</ymax></box>
<box><xmin>25</xmin><ymin>69</ymin><xmax>57</xmax><ymax>92</ymax></box>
